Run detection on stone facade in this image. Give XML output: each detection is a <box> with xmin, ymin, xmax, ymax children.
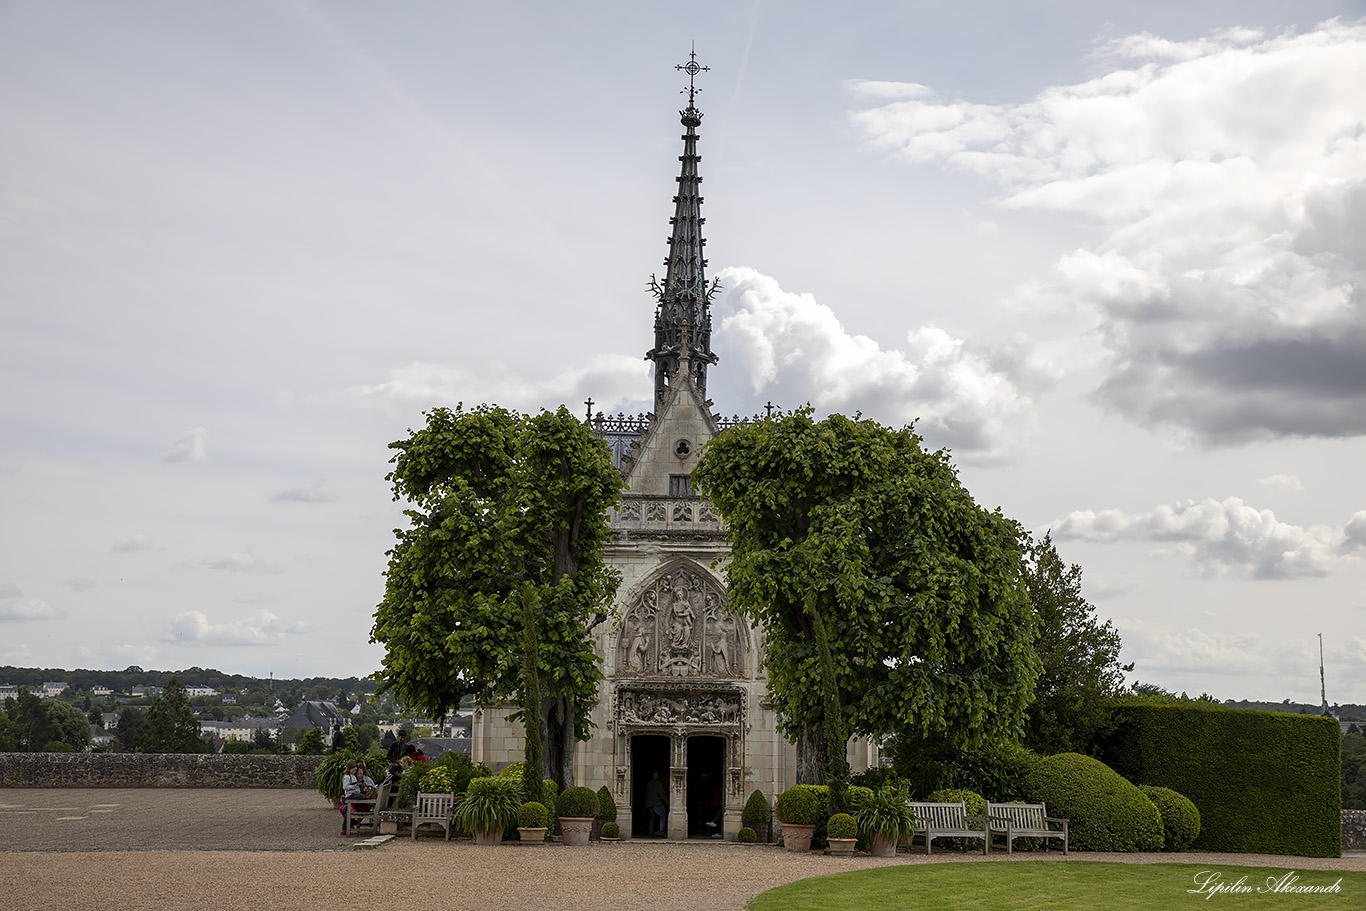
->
<box><xmin>472</xmin><ymin>370</ymin><xmax>879</xmax><ymax>839</ymax></box>
<box><xmin>0</xmin><ymin>752</ymin><xmax>320</xmax><ymax>788</ymax></box>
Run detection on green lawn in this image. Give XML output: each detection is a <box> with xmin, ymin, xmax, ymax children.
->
<box><xmin>749</xmin><ymin>861</ymin><xmax>1363</xmax><ymax>910</ymax></box>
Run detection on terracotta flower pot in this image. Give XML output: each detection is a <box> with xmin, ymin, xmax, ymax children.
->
<box><xmin>870</xmin><ymin>832</ymin><xmax>897</xmax><ymax>857</ymax></box>
<box><xmin>473</xmin><ymin>827</ymin><xmax>504</xmax><ymax>846</ymax></box>
<box><xmin>781</xmin><ymin>823</ymin><xmax>815</xmax><ymax>852</ymax></box>
<box><xmin>560</xmin><ymin>816</ymin><xmax>594</xmax><ymax>846</ymax></box>
<box><xmin>827</xmin><ymin>837</ymin><xmax>856</xmax><ymax>856</ymax></box>
<box><xmin>517</xmin><ymin>827</ymin><xmax>546</xmax><ymax>845</ymax></box>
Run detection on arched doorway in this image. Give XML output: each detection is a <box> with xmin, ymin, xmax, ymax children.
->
<box><xmin>687</xmin><ymin>735</ymin><xmax>725</xmax><ymax>838</ymax></box>
<box><xmin>631</xmin><ymin>734</ymin><xmax>670</xmax><ymax>838</ymax></box>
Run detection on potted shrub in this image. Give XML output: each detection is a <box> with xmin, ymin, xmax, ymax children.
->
<box><xmin>775</xmin><ymin>784</ymin><xmax>822</xmax><ymax>852</ymax></box>
<box><xmin>456</xmin><ymin>776</ymin><xmax>522</xmax><ymax>845</ymax></box>
<box><xmin>741</xmin><ymin>789</ymin><xmax>771</xmax><ymax>844</ymax></box>
<box><xmin>826</xmin><ymin>812</ymin><xmax>858</xmax><ymax>856</ymax></box>
<box><xmin>737</xmin><ymin>827</ymin><xmax>758</xmax><ymax>843</ymax></box>
<box><xmin>856</xmin><ymin>786</ymin><xmax>917</xmax><ymax>857</ymax></box>
<box><xmin>600</xmin><ymin>821</ymin><xmax>620</xmax><ymax>842</ymax></box>
<box><xmin>517</xmin><ymin>800</ymin><xmax>549</xmax><ymax>845</ymax></box>
<box><xmin>555</xmin><ymin>785</ymin><xmax>601</xmax><ymax>846</ymax></box>
<box><xmin>593</xmin><ymin>784</ymin><xmax>617</xmax><ymax>841</ymax></box>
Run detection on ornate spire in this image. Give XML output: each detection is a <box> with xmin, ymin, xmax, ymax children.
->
<box><xmin>646</xmin><ymin>47</ymin><xmax>719</xmax><ymax>405</ymax></box>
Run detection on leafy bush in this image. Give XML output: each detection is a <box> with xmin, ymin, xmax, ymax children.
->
<box><xmin>433</xmin><ymin>752</ymin><xmax>484</xmax><ymax>794</ymax></box>
<box><xmin>295</xmin><ymin>727</ymin><xmax>325</xmax><ymax>755</ymax></box>
<box><xmin>848</xmin><ymin>786</ymin><xmax>874</xmax><ymax>809</ymax></box>
<box><xmin>856</xmin><ymin>786</ymin><xmax>917</xmax><ymax>841</ymax></box>
<box><xmin>741</xmin><ymin>789</ymin><xmax>770</xmax><ymax>826</ymax></box>
<box><xmin>556</xmin><ymin>785</ymin><xmax>600</xmax><ymax>818</ymax></box>
<box><xmin>518</xmin><ymin>801</ymin><xmax>549</xmax><ymax>828</ymax></box>
<box><xmin>1140</xmin><ymin>785</ymin><xmax>1201</xmax><ymax>851</ymax></box>
<box><xmin>314</xmin><ymin>749</ymin><xmax>386</xmax><ymax>802</ymax></box>
<box><xmin>775</xmin><ymin>784</ymin><xmax>825</xmax><ymax>826</ymax></box>
<box><xmin>498</xmin><ymin>761</ymin><xmax>524</xmax><ymax>779</ymax></box>
<box><xmin>927</xmin><ymin>788</ymin><xmax>986</xmax><ymax>828</ymax></box>
<box><xmin>737</xmin><ymin>826</ymin><xmax>757</xmax><ymax>843</ymax></box>
<box><xmin>887</xmin><ymin>735</ymin><xmax>1041</xmax><ymax>800</ymax></box>
<box><xmin>397</xmin><ymin>765</ymin><xmax>425</xmax><ymax>807</ymax></box>
<box><xmin>1022</xmin><ymin>753</ymin><xmax>1162</xmax><ymax>852</ymax></box>
<box><xmin>456</xmin><ymin>776</ymin><xmax>523</xmax><ymax>835</ymax></box>
<box><xmin>542</xmin><ymin>779</ymin><xmax>560</xmax><ymax>836</ymax></box>
<box><xmin>827</xmin><ymin>813</ymin><xmax>858</xmax><ymax>840</ymax></box>
<box><xmin>602</xmin><ymin>821</ymin><xmax>620</xmax><ymax>838</ymax></box>
<box><xmin>420</xmin><ymin>765</ymin><xmax>455</xmax><ymax>793</ymax></box>
<box><xmin>596</xmin><ymin>785</ymin><xmax>617</xmax><ymax>821</ymax></box>
<box><xmin>849</xmin><ymin>766</ymin><xmax>904</xmax><ymax>793</ymax></box>
<box><xmin>1098</xmin><ymin>701</ymin><xmax>1340</xmax><ymax>856</ymax></box>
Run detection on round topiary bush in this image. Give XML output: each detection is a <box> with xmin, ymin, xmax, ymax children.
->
<box><xmin>827</xmin><ymin>813</ymin><xmax>858</xmax><ymax>840</ymax></box>
<box><xmin>602</xmin><ymin>821</ymin><xmax>620</xmax><ymax>838</ymax></box>
<box><xmin>555</xmin><ymin>784</ymin><xmax>601</xmax><ymax>818</ymax></box>
<box><xmin>775</xmin><ymin>784</ymin><xmax>824</xmax><ymax>826</ymax></box>
<box><xmin>1139</xmin><ymin>785</ymin><xmax>1201</xmax><ymax>851</ymax></box>
<box><xmin>518</xmin><ymin>800</ymin><xmax>549</xmax><ymax>829</ymax></box>
<box><xmin>1022</xmin><ymin>753</ymin><xmax>1163</xmax><ymax>852</ymax></box>
<box><xmin>737</xmin><ymin>826</ymin><xmax>757</xmax><ymax>843</ymax></box>
<box><xmin>848</xmin><ymin>785</ymin><xmax>874</xmax><ymax>809</ymax></box>
<box><xmin>741</xmin><ymin>789</ymin><xmax>770</xmax><ymax>826</ymax></box>
<box><xmin>596</xmin><ymin>785</ymin><xmax>617</xmax><ymax>821</ymax></box>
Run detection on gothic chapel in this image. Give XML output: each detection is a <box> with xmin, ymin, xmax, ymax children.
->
<box><xmin>470</xmin><ymin>54</ymin><xmax>878</xmax><ymax>840</ymax></box>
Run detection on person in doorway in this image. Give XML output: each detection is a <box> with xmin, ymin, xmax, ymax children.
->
<box><xmin>645</xmin><ymin>770</ymin><xmax>669</xmax><ymax>837</ymax></box>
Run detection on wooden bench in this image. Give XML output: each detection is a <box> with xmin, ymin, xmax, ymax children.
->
<box><xmin>411</xmin><ymin>792</ymin><xmax>457</xmax><ymax>841</ymax></box>
<box><xmin>907</xmin><ymin>801</ymin><xmax>988</xmax><ymax>855</ymax></box>
<box><xmin>986</xmin><ymin>802</ymin><xmax>1068</xmax><ymax>854</ymax></box>
<box><xmin>343</xmin><ymin>781</ymin><xmax>389</xmax><ymax>836</ymax></box>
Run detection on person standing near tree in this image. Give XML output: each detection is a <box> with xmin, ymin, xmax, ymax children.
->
<box><xmin>329</xmin><ymin>723</ymin><xmax>345</xmax><ymax>754</ymax></box>
<box><xmin>386</xmin><ymin>729</ymin><xmax>408</xmax><ymax>762</ymax></box>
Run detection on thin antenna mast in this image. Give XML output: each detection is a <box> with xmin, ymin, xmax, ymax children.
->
<box><xmin>1319</xmin><ymin>633</ymin><xmax>1328</xmax><ymax>715</ymax></box>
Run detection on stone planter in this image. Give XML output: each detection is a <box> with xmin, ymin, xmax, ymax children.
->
<box><xmin>781</xmin><ymin>823</ymin><xmax>815</xmax><ymax>853</ymax></box>
<box><xmin>600</xmin><ymin>836</ymin><xmax>620</xmax><ymax>843</ymax></box>
<box><xmin>869</xmin><ymin>832</ymin><xmax>897</xmax><ymax>857</ymax></box>
<box><xmin>560</xmin><ymin>816</ymin><xmax>594</xmax><ymax>846</ymax></box>
<box><xmin>826</xmin><ymin>837</ymin><xmax>856</xmax><ymax>856</ymax></box>
<box><xmin>590</xmin><ymin>818</ymin><xmax>604</xmax><ymax>841</ymax></box>
<box><xmin>472</xmin><ymin>827</ymin><xmax>504</xmax><ymax>846</ymax></box>
<box><xmin>750</xmin><ymin>821</ymin><xmax>770</xmax><ymax>844</ymax></box>
<box><xmin>517</xmin><ymin>827</ymin><xmax>546</xmax><ymax>845</ymax></box>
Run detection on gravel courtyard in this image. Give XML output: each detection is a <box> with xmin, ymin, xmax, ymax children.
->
<box><xmin>2</xmin><ymin>789</ymin><xmax>1362</xmax><ymax>911</ymax></box>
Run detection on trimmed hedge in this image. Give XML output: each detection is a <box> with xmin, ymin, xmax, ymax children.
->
<box><xmin>741</xmin><ymin>789</ymin><xmax>770</xmax><ymax>826</ymax></box>
<box><xmin>1096</xmin><ymin>701</ymin><xmax>1341</xmax><ymax>857</ymax></box>
<box><xmin>556</xmin><ymin>784</ymin><xmax>600</xmax><ymax>818</ymax></box>
<box><xmin>1022</xmin><ymin>753</ymin><xmax>1162</xmax><ymax>852</ymax></box>
<box><xmin>1140</xmin><ymin>785</ymin><xmax>1200</xmax><ymax>851</ymax></box>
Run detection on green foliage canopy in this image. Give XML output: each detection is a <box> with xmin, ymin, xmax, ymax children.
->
<box><xmin>141</xmin><ymin>678</ymin><xmax>205</xmax><ymax>753</ymax></box>
<box><xmin>371</xmin><ymin>405</ymin><xmax>623</xmax><ymax>782</ymax></box>
<box><xmin>693</xmin><ymin>410</ymin><xmax>1040</xmax><ymax>767</ymax></box>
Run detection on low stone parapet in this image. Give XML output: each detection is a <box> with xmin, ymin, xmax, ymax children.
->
<box><xmin>1344</xmin><ymin>809</ymin><xmax>1366</xmax><ymax>851</ymax></box>
<box><xmin>0</xmin><ymin>752</ymin><xmax>321</xmax><ymax>788</ymax></box>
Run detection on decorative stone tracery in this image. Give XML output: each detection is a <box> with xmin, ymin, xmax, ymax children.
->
<box><xmin>615</xmin><ymin>567</ymin><xmax>747</xmax><ymax>678</ymax></box>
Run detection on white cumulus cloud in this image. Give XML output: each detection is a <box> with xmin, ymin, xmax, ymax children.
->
<box><xmin>712</xmin><ymin>266</ymin><xmax>1036</xmax><ymax>460</ymax></box>
<box><xmin>851</xmin><ymin>21</ymin><xmax>1366</xmax><ymax>443</ymax></box>
<box><xmin>165</xmin><ymin>609</ymin><xmax>307</xmax><ymax>646</ymax></box>
<box><xmin>1053</xmin><ymin>496</ymin><xmax>1357</xmax><ymax>579</ymax></box>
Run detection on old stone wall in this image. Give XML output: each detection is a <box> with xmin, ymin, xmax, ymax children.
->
<box><xmin>1344</xmin><ymin>809</ymin><xmax>1366</xmax><ymax>851</ymax></box>
<box><xmin>0</xmin><ymin>752</ymin><xmax>320</xmax><ymax>788</ymax></box>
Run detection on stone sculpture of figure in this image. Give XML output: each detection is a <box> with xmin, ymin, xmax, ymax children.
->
<box><xmin>707</xmin><ymin>627</ymin><xmax>729</xmax><ymax>675</ymax></box>
<box><xmin>668</xmin><ymin>585</ymin><xmax>695</xmax><ymax>651</ymax></box>
<box><xmin>627</xmin><ymin>618</ymin><xmax>651</xmax><ymax>672</ymax></box>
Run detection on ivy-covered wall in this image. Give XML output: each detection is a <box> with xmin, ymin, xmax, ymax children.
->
<box><xmin>1097</xmin><ymin>702</ymin><xmax>1341</xmax><ymax>857</ymax></box>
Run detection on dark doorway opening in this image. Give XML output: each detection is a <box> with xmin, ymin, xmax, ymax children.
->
<box><xmin>631</xmin><ymin>734</ymin><xmax>670</xmax><ymax>838</ymax></box>
<box><xmin>686</xmin><ymin>735</ymin><xmax>725</xmax><ymax>839</ymax></box>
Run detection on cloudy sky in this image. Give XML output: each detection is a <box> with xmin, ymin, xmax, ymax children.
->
<box><xmin>2</xmin><ymin>1</ymin><xmax>1363</xmax><ymax>704</ymax></box>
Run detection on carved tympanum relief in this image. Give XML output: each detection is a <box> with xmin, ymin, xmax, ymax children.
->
<box><xmin>616</xmin><ymin>568</ymin><xmax>746</xmax><ymax>678</ymax></box>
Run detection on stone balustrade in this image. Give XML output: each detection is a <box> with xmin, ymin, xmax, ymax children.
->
<box><xmin>611</xmin><ymin>496</ymin><xmax>723</xmax><ymax>533</ymax></box>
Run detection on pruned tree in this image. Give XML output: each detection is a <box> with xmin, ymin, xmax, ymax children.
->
<box><xmin>1021</xmin><ymin>532</ymin><xmax>1133</xmax><ymax>754</ymax></box>
<box><xmin>694</xmin><ymin>409</ymin><xmax>1040</xmax><ymax>806</ymax></box>
<box><xmin>371</xmin><ymin>404</ymin><xmax>622</xmax><ymax>788</ymax></box>
<box><xmin>142</xmin><ymin>678</ymin><xmax>206</xmax><ymax>753</ymax></box>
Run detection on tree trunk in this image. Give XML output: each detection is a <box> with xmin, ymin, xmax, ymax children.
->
<box><xmin>795</xmin><ymin>724</ymin><xmax>826</xmax><ymax>785</ymax></box>
<box><xmin>520</xmin><ymin>587</ymin><xmax>544</xmax><ymax>805</ymax></box>
<box><xmin>541</xmin><ymin>692</ymin><xmax>577</xmax><ymax>790</ymax></box>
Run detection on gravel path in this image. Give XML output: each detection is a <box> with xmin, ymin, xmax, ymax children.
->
<box><xmin>2</xmin><ymin>789</ymin><xmax>1362</xmax><ymax>911</ymax></box>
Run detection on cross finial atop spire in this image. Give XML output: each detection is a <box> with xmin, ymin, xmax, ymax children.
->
<box><xmin>676</xmin><ymin>44</ymin><xmax>709</xmax><ymax>108</ymax></box>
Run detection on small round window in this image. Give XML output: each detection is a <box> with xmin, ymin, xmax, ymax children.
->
<box><xmin>674</xmin><ymin>439</ymin><xmax>692</xmax><ymax>458</ymax></box>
